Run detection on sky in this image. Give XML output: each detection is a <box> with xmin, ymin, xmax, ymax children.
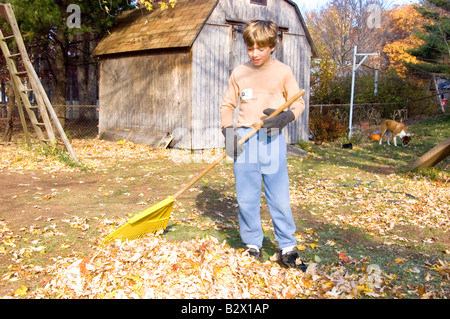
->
<box><xmin>292</xmin><ymin>0</ymin><xmax>420</xmax><ymax>13</ymax></box>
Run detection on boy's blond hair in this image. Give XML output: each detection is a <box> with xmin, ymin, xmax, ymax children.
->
<box><xmin>243</xmin><ymin>20</ymin><xmax>279</xmax><ymax>49</ymax></box>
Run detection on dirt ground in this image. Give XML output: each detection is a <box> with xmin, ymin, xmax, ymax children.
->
<box><xmin>1</xmin><ymin>171</ymin><xmax>92</xmax><ymax>225</ymax></box>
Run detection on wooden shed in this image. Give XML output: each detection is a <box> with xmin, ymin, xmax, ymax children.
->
<box><xmin>93</xmin><ymin>0</ymin><xmax>317</xmax><ymax>149</ymax></box>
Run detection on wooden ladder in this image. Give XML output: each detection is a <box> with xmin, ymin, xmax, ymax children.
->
<box><xmin>0</xmin><ymin>3</ymin><xmax>78</xmax><ymax>163</ymax></box>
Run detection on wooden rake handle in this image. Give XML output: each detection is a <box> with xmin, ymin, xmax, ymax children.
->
<box><xmin>172</xmin><ymin>89</ymin><xmax>306</xmax><ymax>200</ymax></box>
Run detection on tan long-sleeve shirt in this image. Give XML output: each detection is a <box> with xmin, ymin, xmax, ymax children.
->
<box><xmin>220</xmin><ymin>59</ymin><xmax>305</xmax><ymax>129</ymax></box>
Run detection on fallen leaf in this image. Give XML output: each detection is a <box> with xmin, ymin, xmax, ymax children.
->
<box><xmin>14</xmin><ymin>285</ymin><xmax>28</xmax><ymax>296</ymax></box>
<box><xmin>407</xmin><ymin>267</ymin><xmax>421</xmax><ymax>274</ymax></box>
<box><xmin>338</xmin><ymin>251</ymin><xmax>351</xmax><ymax>263</ymax></box>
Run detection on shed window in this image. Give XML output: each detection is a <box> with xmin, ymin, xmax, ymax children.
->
<box><xmin>250</xmin><ymin>0</ymin><xmax>267</xmax><ymax>5</ymax></box>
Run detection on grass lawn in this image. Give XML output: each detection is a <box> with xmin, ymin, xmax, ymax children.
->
<box><xmin>0</xmin><ymin>114</ymin><xmax>448</xmax><ymax>299</ymax></box>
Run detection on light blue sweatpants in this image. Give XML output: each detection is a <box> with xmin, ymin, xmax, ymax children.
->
<box><xmin>233</xmin><ymin>127</ymin><xmax>297</xmax><ymax>249</ymax></box>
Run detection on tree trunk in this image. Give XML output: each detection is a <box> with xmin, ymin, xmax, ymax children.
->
<box><xmin>77</xmin><ymin>34</ymin><xmax>88</xmax><ymax>119</ymax></box>
<box><xmin>3</xmin><ymin>80</ymin><xmax>15</xmax><ymax>142</ymax></box>
<box><xmin>77</xmin><ymin>33</ymin><xmax>98</xmax><ymax>121</ymax></box>
<box><xmin>52</xmin><ymin>27</ymin><xmax>68</xmax><ymax>128</ymax></box>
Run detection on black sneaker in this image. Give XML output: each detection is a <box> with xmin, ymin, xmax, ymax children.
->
<box><xmin>246</xmin><ymin>248</ymin><xmax>263</xmax><ymax>262</ymax></box>
<box><xmin>280</xmin><ymin>251</ymin><xmax>307</xmax><ymax>272</ymax></box>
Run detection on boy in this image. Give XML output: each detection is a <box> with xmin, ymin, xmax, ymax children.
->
<box><xmin>220</xmin><ymin>20</ymin><xmax>306</xmax><ymax>271</ymax></box>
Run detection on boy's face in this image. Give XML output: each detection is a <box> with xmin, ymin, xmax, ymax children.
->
<box><xmin>247</xmin><ymin>44</ymin><xmax>274</xmax><ymax>67</ymax></box>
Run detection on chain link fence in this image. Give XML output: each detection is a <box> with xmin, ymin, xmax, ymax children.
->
<box><xmin>309</xmin><ymin>91</ymin><xmax>448</xmax><ymax>143</ymax></box>
<box><xmin>308</xmin><ymin>102</ymin><xmax>411</xmax><ymax>143</ymax></box>
<box><xmin>0</xmin><ymin>104</ymin><xmax>98</xmax><ymax>141</ymax></box>
<box><xmin>1</xmin><ymin>99</ymin><xmax>444</xmax><ymax>145</ymax></box>
<box><xmin>311</xmin><ymin>102</ymin><xmax>409</xmax><ymax>125</ymax></box>
<box><xmin>60</xmin><ymin>104</ymin><xmax>99</xmax><ymax>139</ymax></box>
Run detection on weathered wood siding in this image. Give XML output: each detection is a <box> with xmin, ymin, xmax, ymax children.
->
<box><xmin>98</xmin><ymin>49</ymin><xmax>193</xmax><ymax>148</ymax></box>
<box><xmin>209</xmin><ymin>0</ymin><xmax>307</xmax><ymax>35</ymax></box>
<box><xmin>191</xmin><ymin>23</ymin><xmax>230</xmax><ymax>149</ymax></box>
<box><xmin>283</xmin><ymin>33</ymin><xmax>311</xmax><ymax>143</ymax></box>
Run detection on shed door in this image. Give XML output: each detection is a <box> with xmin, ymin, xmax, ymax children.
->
<box><xmin>229</xmin><ymin>25</ymin><xmax>283</xmax><ymax>73</ymax></box>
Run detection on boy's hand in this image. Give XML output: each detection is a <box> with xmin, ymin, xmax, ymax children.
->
<box><xmin>262</xmin><ymin>108</ymin><xmax>295</xmax><ymax>136</ymax></box>
<box><xmin>222</xmin><ymin>126</ymin><xmax>245</xmax><ymax>161</ymax></box>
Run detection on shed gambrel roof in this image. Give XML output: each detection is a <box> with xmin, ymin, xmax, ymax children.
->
<box><xmin>93</xmin><ymin>0</ymin><xmax>218</xmax><ymax>56</ymax></box>
<box><xmin>93</xmin><ymin>0</ymin><xmax>317</xmax><ymax>57</ymax></box>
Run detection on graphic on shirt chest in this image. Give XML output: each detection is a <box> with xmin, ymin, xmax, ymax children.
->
<box><xmin>241</xmin><ymin>88</ymin><xmax>253</xmax><ymax>101</ymax></box>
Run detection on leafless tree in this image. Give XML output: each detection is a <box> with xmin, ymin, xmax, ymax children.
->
<box><xmin>306</xmin><ymin>0</ymin><xmax>388</xmax><ymax>68</ymax></box>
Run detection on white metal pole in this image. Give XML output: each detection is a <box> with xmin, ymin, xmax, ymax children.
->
<box><xmin>374</xmin><ymin>68</ymin><xmax>379</xmax><ymax>96</ymax></box>
<box><xmin>348</xmin><ymin>45</ymin><xmax>357</xmax><ymax>140</ymax></box>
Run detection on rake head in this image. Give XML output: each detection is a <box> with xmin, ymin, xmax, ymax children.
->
<box><xmin>101</xmin><ymin>196</ymin><xmax>175</xmax><ymax>245</ymax></box>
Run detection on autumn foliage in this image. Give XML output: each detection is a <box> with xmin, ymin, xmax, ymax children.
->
<box><xmin>382</xmin><ymin>5</ymin><xmax>426</xmax><ymax>78</ymax></box>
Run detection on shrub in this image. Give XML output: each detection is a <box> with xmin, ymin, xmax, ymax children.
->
<box><xmin>309</xmin><ymin>112</ymin><xmax>346</xmax><ymax>144</ymax></box>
